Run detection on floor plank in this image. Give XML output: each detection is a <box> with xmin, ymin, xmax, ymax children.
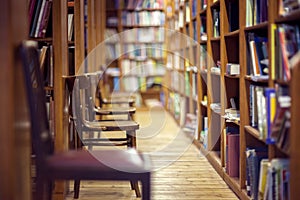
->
<box><xmin>65</xmin><ymin>107</ymin><xmax>239</xmax><ymax>199</ymax></box>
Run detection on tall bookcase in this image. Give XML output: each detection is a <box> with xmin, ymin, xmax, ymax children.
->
<box><xmin>164</xmin><ymin>0</ymin><xmax>300</xmax><ymax>199</ymax></box>
<box><xmin>105</xmin><ymin>0</ymin><xmax>166</xmax><ymax>105</ymax></box>
<box><xmin>27</xmin><ymin>0</ymin><xmax>105</xmax><ymax>199</ymax></box>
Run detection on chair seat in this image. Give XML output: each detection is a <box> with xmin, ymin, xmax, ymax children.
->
<box><xmin>102</xmin><ymin>97</ymin><xmax>135</xmax><ymax>105</ymax></box>
<box><xmin>45</xmin><ymin>149</ymin><xmax>151</xmax><ymax>180</ymax></box>
<box><xmin>83</xmin><ymin>120</ymin><xmax>139</xmax><ymax>131</ymax></box>
<box><xmin>94</xmin><ymin>106</ymin><xmax>136</xmax><ymax>115</ymax></box>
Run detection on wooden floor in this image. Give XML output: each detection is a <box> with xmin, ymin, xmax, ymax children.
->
<box><xmin>65</xmin><ymin>105</ymin><xmax>239</xmax><ymax>200</ymax></box>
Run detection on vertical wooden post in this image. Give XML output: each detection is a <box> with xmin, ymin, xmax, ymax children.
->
<box><xmin>0</xmin><ymin>0</ymin><xmax>30</xmax><ymax>199</ymax></box>
<box><xmin>74</xmin><ymin>0</ymin><xmax>85</xmax><ymax>73</ymax></box>
<box><xmin>290</xmin><ymin>55</ymin><xmax>300</xmax><ymax>200</ymax></box>
<box><xmin>239</xmin><ymin>0</ymin><xmax>247</xmax><ymax>189</ymax></box>
<box><xmin>52</xmin><ymin>0</ymin><xmax>68</xmax><ymax>199</ymax></box>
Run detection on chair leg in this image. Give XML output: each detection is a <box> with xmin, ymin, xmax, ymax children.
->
<box><xmin>74</xmin><ymin>180</ymin><xmax>81</xmax><ymax>199</ymax></box>
<box><xmin>131</xmin><ymin>181</ymin><xmax>141</xmax><ymax>197</ymax></box>
<box><xmin>141</xmin><ymin>175</ymin><xmax>151</xmax><ymax>200</ymax></box>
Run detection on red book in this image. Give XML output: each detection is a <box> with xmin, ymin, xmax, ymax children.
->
<box><xmin>227</xmin><ymin>134</ymin><xmax>240</xmax><ymax>177</ymax></box>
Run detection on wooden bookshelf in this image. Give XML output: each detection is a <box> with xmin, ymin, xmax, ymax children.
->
<box><xmin>165</xmin><ymin>0</ymin><xmax>300</xmax><ymax>199</ymax></box>
<box><xmin>104</xmin><ymin>0</ymin><xmax>166</xmax><ymax>105</ymax></box>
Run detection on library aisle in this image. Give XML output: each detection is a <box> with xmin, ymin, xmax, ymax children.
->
<box><xmin>65</xmin><ymin>105</ymin><xmax>239</xmax><ymax>200</ymax></box>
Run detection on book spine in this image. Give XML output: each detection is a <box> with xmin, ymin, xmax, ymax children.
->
<box><xmin>30</xmin><ymin>0</ymin><xmax>43</xmax><ymax>37</ymax></box>
<box><xmin>34</xmin><ymin>0</ymin><xmax>46</xmax><ymax>37</ymax></box>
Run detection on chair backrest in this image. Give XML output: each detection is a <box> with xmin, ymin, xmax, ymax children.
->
<box><xmin>18</xmin><ymin>41</ymin><xmax>53</xmax><ymax>167</ymax></box>
<box><xmin>72</xmin><ymin>74</ymin><xmax>96</xmax><ymax>132</ymax></box>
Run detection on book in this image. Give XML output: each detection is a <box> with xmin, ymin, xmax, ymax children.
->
<box><xmin>68</xmin><ymin>13</ymin><xmax>74</xmax><ymax>41</ymax></box>
<box><xmin>258</xmin><ymin>159</ymin><xmax>269</xmax><ymax>200</ymax></box>
<box><xmin>265</xmin><ymin>158</ymin><xmax>290</xmax><ymax>200</ymax></box>
<box><xmin>227</xmin><ymin>134</ymin><xmax>240</xmax><ymax>177</ymax></box>
<box><xmin>34</xmin><ymin>0</ymin><xmax>47</xmax><ymax>37</ymax></box>
<box><xmin>30</xmin><ymin>0</ymin><xmax>43</xmax><ymax>37</ymax></box>
<box><xmin>265</xmin><ymin>88</ymin><xmax>276</xmax><ymax>144</ymax></box>
<box><xmin>245</xmin><ymin>147</ymin><xmax>268</xmax><ymax>200</ymax></box>
<box><xmin>271</xmin><ymin>95</ymin><xmax>291</xmax><ymax>151</ymax></box>
<box><xmin>226</xmin><ymin>63</ymin><xmax>240</xmax><ymax>75</ymax></box>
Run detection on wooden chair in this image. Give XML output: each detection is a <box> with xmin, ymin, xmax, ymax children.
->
<box><xmin>18</xmin><ymin>40</ymin><xmax>151</xmax><ymax>200</ymax></box>
<box><xmin>65</xmin><ymin>74</ymin><xmax>142</xmax><ymax>198</ymax></box>
<box><xmin>95</xmin><ymin>70</ymin><xmax>136</xmax><ymax>108</ymax></box>
<box><xmin>86</xmin><ymin>72</ymin><xmax>136</xmax><ymax>120</ymax></box>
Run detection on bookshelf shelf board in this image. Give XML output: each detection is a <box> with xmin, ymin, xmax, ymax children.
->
<box><xmin>244</xmin><ymin>22</ymin><xmax>268</xmax><ymax>32</ymax></box>
<box><xmin>122</xmin><ymin>25</ymin><xmax>163</xmax><ymax>28</ymax></box>
<box><xmin>123</xmin><ymin>56</ymin><xmax>165</xmax><ymax>61</ymax></box>
<box><xmin>193</xmin><ymin>139</ymin><xmax>207</xmax><ymax>154</ymax></box>
<box><xmin>123</xmin><ymin>8</ymin><xmax>164</xmax><ymax>12</ymax></box>
<box><xmin>225</xmin><ymin>120</ymin><xmax>240</xmax><ymax>126</ymax></box>
<box><xmin>244</xmin><ymin>125</ymin><xmax>262</xmax><ymax>141</ymax></box>
<box><xmin>210</xmin><ymin>0</ymin><xmax>221</xmax><ymax>8</ymax></box>
<box><xmin>106</xmin><ymin>25</ymin><xmax>119</xmax><ymax>28</ymax></box>
<box><xmin>199</xmin><ymin>40</ymin><xmax>207</xmax><ymax>44</ymax></box>
<box><xmin>192</xmin><ymin>16</ymin><xmax>197</xmax><ymax>21</ymax></box>
<box><xmin>122</xmin><ymin>41</ymin><xmax>165</xmax><ymax>45</ymax></box>
<box><xmin>44</xmin><ymin>86</ymin><xmax>54</xmax><ymax>91</ymax></box>
<box><xmin>223</xmin><ymin>174</ymin><xmax>240</xmax><ymax>197</ymax></box>
<box><xmin>207</xmin><ymin>151</ymin><xmax>222</xmax><ymax>175</ymax></box>
<box><xmin>210</xmin><ymin>107</ymin><xmax>221</xmax><ymax>115</ymax></box>
<box><xmin>168</xmin><ymin>88</ymin><xmax>186</xmax><ymax>97</ymax></box>
<box><xmin>122</xmin><ymin>74</ymin><xmax>164</xmax><ymax>78</ymax></box>
<box><xmin>200</xmin><ymin>8</ymin><xmax>207</xmax><ymax>16</ymax></box>
<box><xmin>224</xmin><ymin>30</ymin><xmax>240</xmax><ymax>38</ymax></box>
<box><xmin>276</xmin><ymin>9</ymin><xmax>300</xmax><ymax>23</ymax></box>
<box><xmin>140</xmin><ymin>90</ymin><xmax>160</xmax><ymax>95</ymax></box>
<box><xmin>224</xmin><ymin>74</ymin><xmax>240</xmax><ymax>79</ymax></box>
<box><xmin>241</xmin><ymin>190</ymin><xmax>251</xmax><ymax>200</ymax></box>
<box><xmin>106</xmin><ymin>8</ymin><xmax>119</xmax><ymax>12</ymax></box>
<box><xmin>29</xmin><ymin>38</ymin><xmax>53</xmax><ymax>43</ymax></box>
<box><xmin>274</xmin><ymin>79</ymin><xmax>290</xmax><ymax>86</ymax></box>
<box><xmin>200</xmin><ymin>101</ymin><xmax>208</xmax><ymax>108</ymax></box>
<box><xmin>210</xmin><ymin>36</ymin><xmax>221</xmax><ymax>42</ymax></box>
<box><xmin>175</xmin><ymin>69</ymin><xmax>185</xmax><ymax>73</ymax></box>
<box><xmin>275</xmin><ymin>144</ymin><xmax>290</xmax><ymax>157</ymax></box>
<box><xmin>244</xmin><ymin>75</ymin><xmax>269</xmax><ymax>84</ymax></box>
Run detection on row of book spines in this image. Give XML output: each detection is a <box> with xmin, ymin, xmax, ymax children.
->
<box><xmin>105</xmin><ymin>29</ymin><xmax>165</xmax><ymax>43</ymax></box>
<box><xmin>245</xmin><ymin>0</ymin><xmax>268</xmax><ymax>27</ymax></box>
<box><xmin>271</xmin><ymin>23</ymin><xmax>300</xmax><ymax>82</ymax></box>
<box><xmin>246</xmin><ymin>33</ymin><xmax>269</xmax><ymax>77</ymax></box>
<box><xmin>246</xmin><ymin>151</ymin><xmax>290</xmax><ymax>200</ymax></box>
<box><xmin>121</xmin><ymin>11</ymin><xmax>165</xmax><ymax>26</ymax></box>
<box><xmin>121</xmin><ymin>28</ymin><xmax>165</xmax><ymax>43</ymax></box>
<box><xmin>29</xmin><ymin>0</ymin><xmax>53</xmax><ymax>38</ymax></box>
<box><xmin>184</xmin><ymin>68</ymin><xmax>199</xmax><ymax>97</ymax></box>
<box><xmin>107</xmin><ymin>0</ymin><xmax>164</xmax><ymax>10</ymax></box>
<box><xmin>170</xmin><ymin>71</ymin><xmax>186</xmax><ymax>95</ymax></box>
<box><xmin>121</xmin><ymin>59</ymin><xmax>165</xmax><ymax>76</ymax></box>
<box><xmin>121</xmin><ymin>76</ymin><xmax>163</xmax><ymax>92</ymax></box>
<box><xmin>167</xmin><ymin>92</ymin><xmax>185</xmax><ymax>120</ymax></box>
<box><xmin>37</xmin><ymin>44</ymin><xmax>54</xmax><ymax>87</ymax></box>
<box><xmin>249</xmin><ymin>85</ymin><xmax>290</xmax><ymax>151</ymax></box>
<box><xmin>105</xmin><ymin>43</ymin><xmax>165</xmax><ymax>58</ymax></box>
